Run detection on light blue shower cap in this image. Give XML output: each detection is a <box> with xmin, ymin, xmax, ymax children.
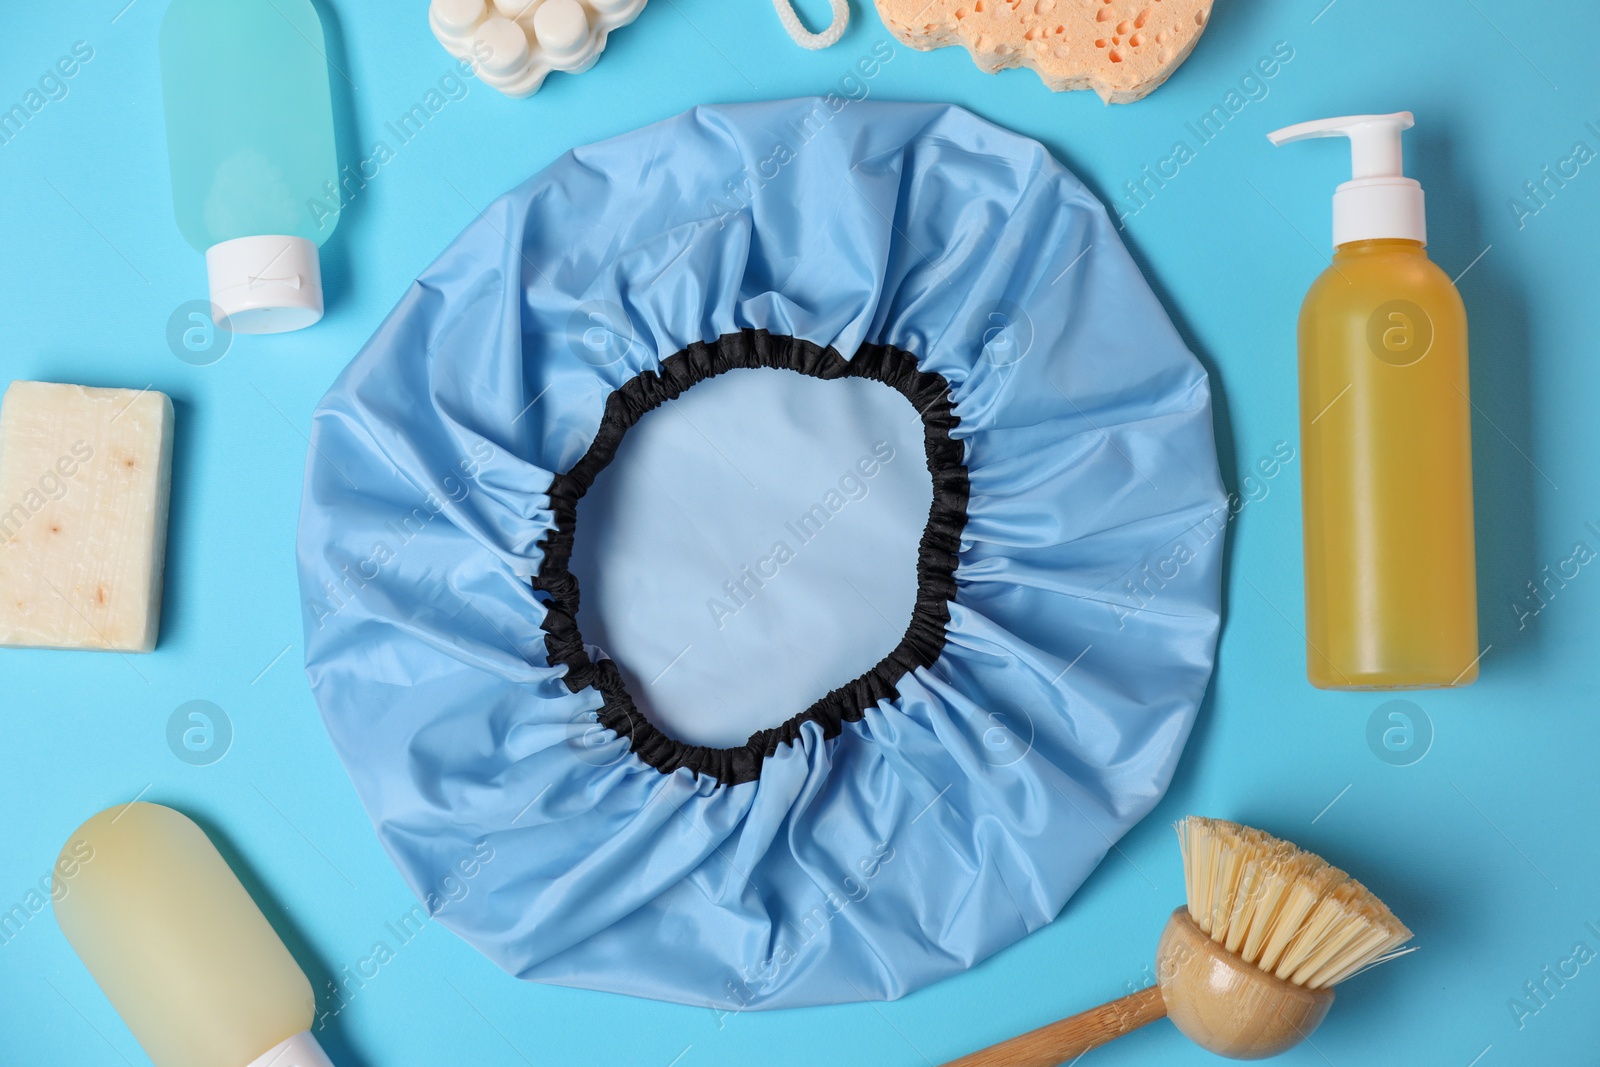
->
<box><xmin>297</xmin><ymin>99</ymin><xmax>1226</xmax><ymax>1010</ymax></box>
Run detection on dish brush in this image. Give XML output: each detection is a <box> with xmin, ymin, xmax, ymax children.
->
<box><xmin>943</xmin><ymin>817</ymin><xmax>1414</xmax><ymax>1064</ymax></box>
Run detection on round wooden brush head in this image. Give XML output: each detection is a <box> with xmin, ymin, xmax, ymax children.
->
<box><xmin>1164</xmin><ymin>816</ymin><xmax>1414</xmax><ymax>1059</ymax></box>
<box><xmin>1156</xmin><ymin>907</ymin><xmax>1334</xmax><ymax>1059</ymax></box>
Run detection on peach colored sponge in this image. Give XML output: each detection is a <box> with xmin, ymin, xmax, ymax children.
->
<box><xmin>874</xmin><ymin>0</ymin><xmax>1215</xmax><ymax>103</ymax></box>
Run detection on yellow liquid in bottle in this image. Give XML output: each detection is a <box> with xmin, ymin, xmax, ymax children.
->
<box><xmin>1298</xmin><ymin>238</ymin><xmax>1479</xmax><ymax>689</ymax></box>
<box><xmin>53</xmin><ymin>803</ymin><xmax>321</xmax><ymax>1067</ymax></box>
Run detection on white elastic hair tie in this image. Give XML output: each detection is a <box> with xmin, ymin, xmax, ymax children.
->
<box><xmin>773</xmin><ymin>0</ymin><xmax>849</xmax><ymax>49</ymax></box>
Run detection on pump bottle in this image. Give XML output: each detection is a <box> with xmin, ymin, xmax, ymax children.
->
<box><xmin>1269</xmin><ymin>113</ymin><xmax>1479</xmax><ymax>689</ymax></box>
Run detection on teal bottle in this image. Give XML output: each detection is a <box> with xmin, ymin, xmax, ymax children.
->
<box><xmin>160</xmin><ymin>0</ymin><xmax>339</xmax><ymax>334</ymax></box>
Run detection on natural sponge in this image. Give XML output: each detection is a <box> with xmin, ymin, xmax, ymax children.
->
<box><xmin>874</xmin><ymin>0</ymin><xmax>1215</xmax><ymax>103</ymax></box>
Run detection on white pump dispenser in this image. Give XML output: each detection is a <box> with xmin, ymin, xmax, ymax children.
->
<box><xmin>1268</xmin><ymin>112</ymin><xmax>1426</xmax><ymax>249</ymax></box>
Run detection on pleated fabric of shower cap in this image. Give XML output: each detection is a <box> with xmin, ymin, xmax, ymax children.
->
<box><xmin>296</xmin><ymin>98</ymin><xmax>1228</xmax><ymax>1010</ymax></box>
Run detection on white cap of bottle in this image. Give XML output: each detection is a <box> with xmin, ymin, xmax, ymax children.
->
<box><xmin>243</xmin><ymin>1031</ymin><xmax>334</xmax><ymax>1067</ymax></box>
<box><xmin>1267</xmin><ymin>112</ymin><xmax>1426</xmax><ymax>249</ymax></box>
<box><xmin>205</xmin><ymin>234</ymin><xmax>325</xmax><ymax>335</ymax></box>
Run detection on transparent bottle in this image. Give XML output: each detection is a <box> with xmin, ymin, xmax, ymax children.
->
<box><xmin>1269</xmin><ymin>113</ymin><xmax>1479</xmax><ymax>690</ymax></box>
<box><xmin>161</xmin><ymin>0</ymin><xmax>340</xmax><ymax>334</ymax></box>
<box><xmin>54</xmin><ymin>803</ymin><xmax>332</xmax><ymax>1067</ymax></box>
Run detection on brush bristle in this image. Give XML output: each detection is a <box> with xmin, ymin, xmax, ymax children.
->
<box><xmin>1176</xmin><ymin>817</ymin><xmax>1413</xmax><ymax>990</ymax></box>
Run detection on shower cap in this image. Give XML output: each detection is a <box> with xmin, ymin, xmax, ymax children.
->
<box><xmin>297</xmin><ymin>99</ymin><xmax>1226</xmax><ymax>1010</ymax></box>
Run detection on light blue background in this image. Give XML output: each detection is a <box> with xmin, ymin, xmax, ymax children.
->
<box><xmin>1</xmin><ymin>1</ymin><xmax>1595</xmax><ymax>1064</ymax></box>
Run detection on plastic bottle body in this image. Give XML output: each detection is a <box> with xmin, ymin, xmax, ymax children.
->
<box><xmin>160</xmin><ymin>0</ymin><xmax>338</xmax><ymax>332</ymax></box>
<box><xmin>1297</xmin><ymin>239</ymin><xmax>1478</xmax><ymax>689</ymax></box>
<box><xmin>160</xmin><ymin>0</ymin><xmax>337</xmax><ymax>249</ymax></box>
<box><xmin>53</xmin><ymin>804</ymin><xmax>319</xmax><ymax>1067</ymax></box>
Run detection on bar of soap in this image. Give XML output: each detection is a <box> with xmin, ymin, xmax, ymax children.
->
<box><xmin>0</xmin><ymin>382</ymin><xmax>174</xmax><ymax>652</ymax></box>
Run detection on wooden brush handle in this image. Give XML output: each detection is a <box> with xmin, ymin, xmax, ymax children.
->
<box><xmin>940</xmin><ymin>985</ymin><xmax>1167</xmax><ymax>1067</ymax></box>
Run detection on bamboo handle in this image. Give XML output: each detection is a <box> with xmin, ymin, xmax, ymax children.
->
<box><xmin>940</xmin><ymin>985</ymin><xmax>1167</xmax><ymax>1067</ymax></box>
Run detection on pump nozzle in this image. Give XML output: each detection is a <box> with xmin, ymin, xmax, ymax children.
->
<box><xmin>1268</xmin><ymin>112</ymin><xmax>1426</xmax><ymax>249</ymax></box>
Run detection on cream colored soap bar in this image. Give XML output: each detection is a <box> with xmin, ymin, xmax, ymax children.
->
<box><xmin>0</xmin><ymin>382</ymin><xmax>174</xmax><ymax>652</ymax></box>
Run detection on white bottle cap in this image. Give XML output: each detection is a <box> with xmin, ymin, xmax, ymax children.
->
<box><xmin>1267</xmin><ymin>112</ymin><xmax>1427</xmax><ymax>249</ymax></box>
<box><xmin>205</xmin><ymin>235</ymin><xmax>324</xmax><ymax>335</ymax></box>
<box><xmin>243</xmin><ymin>1031</ymin><xmax>334</xmax><ymax>1067</ymax></box>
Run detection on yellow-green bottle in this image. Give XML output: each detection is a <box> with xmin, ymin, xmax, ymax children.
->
<box><xmin>1269</xmin><ymin>113</ymin><xmax>1479</xmax><ymax>690</ymax></box>
<box><xmin>53</xmin><ymin>803</ymin><xmax>332</xmax><ymax>1067</ymax></box>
